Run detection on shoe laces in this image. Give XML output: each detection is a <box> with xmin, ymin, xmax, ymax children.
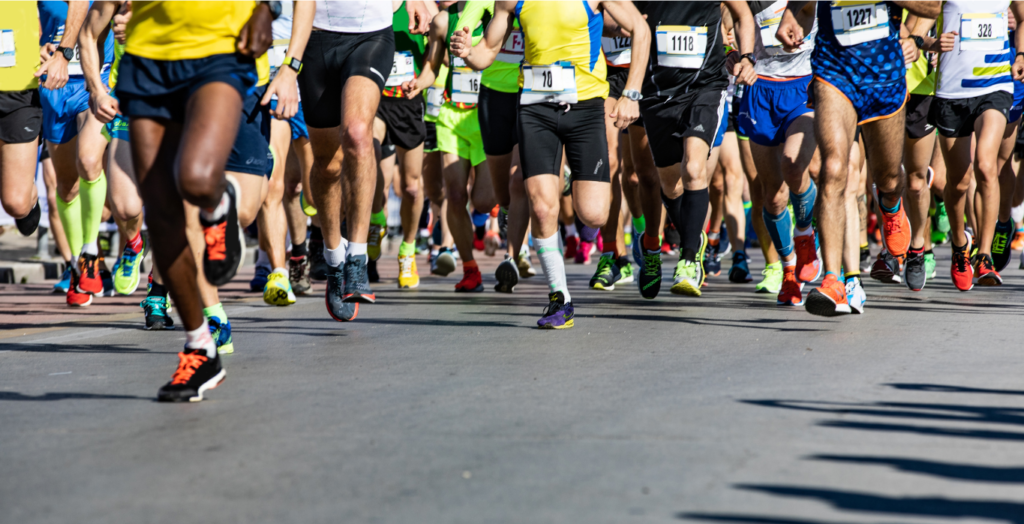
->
<box><xmin>993</xmin><ymin>231</ymin><xmax>1009</xmax><ymax>252</ymax></box>
<box><xmin>204</xmin><ymin>222</ymin><xmax>228</xmax><ymax>261</ymax></box>
<box><xmin>642</xmin><ymin>253</ymin><xmax>661</xmax><ymax>276</ymax></box>
<box><xmin>953</xmin><ymin>249</ymin><xmax>969</xmax><ymax>272</ymax></box>
<box><xmin>170</xmin><ymin>351</ymin><xmax>208</xmax><ymax>385</ymax></box>
<box><xmin>884</xmin><ymin>212</ymin><xmax>904</xmax><ymax>236</ymax></box>
<box><xmin>327</xmin><ymin>266</ymin><xmax>345</xmax><ymax>293</ymax></box>
<box><xmin>399</xmin><ymin>256</ymin><xmax>415</xmax><ymax>278</ymax></box>
<box><xmin>120</xmin><ymin>248</ymin><xmax>138</xmax><ymax>274</ymax></box>
<box><xmin>596</xmin><ymin>256</ymin><xmax>615</xmax><ymax>277</ymax></box>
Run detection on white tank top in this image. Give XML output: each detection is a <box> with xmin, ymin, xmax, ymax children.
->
<box><xmin>314</xmin><ymin>0</ymin><xmax>393</xmax><ymax>34</ymax></box>
<box><xmin>936</xmin><ymin>0</ymin><xmax>1013</xmax><ymax>99</ymax></box>
<box><xmin>752</xmin><ymin>1</ymin><xmax>816</xmax><ymax>78</ymax></box>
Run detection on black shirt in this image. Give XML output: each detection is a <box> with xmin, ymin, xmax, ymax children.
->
<box><xmin>637</xmin><ymin>1</ymin><xmax>728</xmax><ymax>97</ymax></box>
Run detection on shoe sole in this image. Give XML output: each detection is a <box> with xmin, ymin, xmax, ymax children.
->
<box><xmin>977</xmin><ymin>275</ymin><xmax>1003</xmax><ymax>286</ymax></box>
<box><xmin>670</xmin><ymin>281</ymin><xmax>702</xmax><ymax>297</ymax></box>
<box><xmin>455</xmin><ymin>284</ymin><xmax>485</xmax><ymax>293</ymax></box>
<box><xmin>144</xmin><ymin>321</ymin><xmax>173</xmax><ymax>330</ymax></box>
<box><xmin>805</xmin><ymin>290</ymin><xmax>851</xmax><ymax>317</ymax></box>
<box><xmin>326</xmin><ymin>291</ymin><xmax>359</xmax><ymax>322</ymax></box>
<box><xmin>496</xmin><ymin>262</ymin><xmax>519</xmax><ymax>293</ymax></box>
<box><xmin>592</xmin><ymin>282</ymin><xmax>616</xmax><ymax>291</ymax></box>
<box><xmin>538</xmin><ymin>319</ymin><xmax>574</xmax><ymax>330</ymax></box>
<box><xmin>217</xmin><ymin>342</ymin><xmax>235</xmax><ymax>354</ymax></box>
<box><xmin>776</xmin><ymin>298</ymin><xmax>805</xmax><ymax>306</ymax></box>
<box><xmin>68</xmin><ymin>295</ymin><xmax>93</xmax><ymax>307</ymax></box>
<box><xmin>434</xmin><ymin>255</ymin><xmax>456</xmax><ymax>276</ymax></box>
<box><xmin>399</xmin><ymin>280</ymin><xmax>421</xmax><ymax>289</ymax></box>
<box><xmin>343</xmin><ymin>293</ymin><xmax>376</xmax><ymax>304</ymax></box>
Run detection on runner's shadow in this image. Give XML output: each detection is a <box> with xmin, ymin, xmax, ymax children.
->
<box><xmin>680</xmin><ymin>512</ymin><xmax>903</xmax><ymax>523</ymax></box>
<box><xmin>0</xmin><ymin>391</ymin><xmax>149</xmax><ymax>401</ymax></box>
<box><xmin>886</xmin><ymin>383</ymin><xmax>1024</xmax><ymax>396</ymax></box>
<box><xmin>0</xmin><ymin>343</ymin><xmax>154</xmax><ymax>354</ymax></box>
<box><xmin>808</xmin><ymin>454</ymin><xmax>1024</xmax><ymax>483</ymax></box>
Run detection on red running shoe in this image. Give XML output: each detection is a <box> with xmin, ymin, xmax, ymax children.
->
<box><xmin>974</xmin><ymin>254</ymin><xmax>1003</xmax><ymax>287</ymax></box>
<box><xmin>76</xmin><ymin>252</ymin><xmax>103</xmax><ymax>295</ymax></box>
<box><xmin>951</xmin><ymin>245</ymin><xmax>974</xmax><ymax>291</ymax></box>
<box><xmin>793</xmin><ymin>231</ymin><xmax>822</xmax><ymax>284</ymax></box>
<box><xmin>455</xmin><ymin>265</ymin><xmax>484</xmax><ymax>292</ymax></box>
<box><xmin>564</xmin><ymin>236</ymin><xmax>578</xmax><ymax>260</ymax></box>
<box><xmin>777</xmin><ymin>268</ymin><xmax>804</xmax><ymax>306</ymax></box>
<box><xmin>805</xmin><ymin>274</ymin><xmax>851</xmax><ymax>317</ymax></box>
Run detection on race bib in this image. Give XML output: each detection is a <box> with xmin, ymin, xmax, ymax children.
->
<box><xmin>959</xmin><ymin>13</ymin><xmax>1008</xmax><ymax>52</ymax></box>
<box><xmin>386</xmin><ymin>51</ymin><xmax>415</xmax><ymax>87</ymax></box>
<box><xmin>496</xmin><ymin>29</ymin><xmax>524</xmax><ymax>64</ymax></box>
<box><xmin>520</xmin><ymin>62</ymin><xmax>577</xmax><ymax>105</ymax></box>
<box><xmin>450</xmin><ymin>57</ymin><xmax>481</xmax><ymax>104</ymax></box>
<box><xmin>602</xmin><ymin>35</ymin><xmax>632</xmax><ymax>66</ymax></box>
<box><xmin>268</xmin><ymin>39</ymin><xmax>290</xmax><ymax>71</ymax></box>
<box><xmin>0</xmin><ymin>30</ymin><xmax>15</xmax><ymax>68</ymax></box>
<box><xmin>656</xmin><ymin>25</ymin><xmax>707</xmax><ymax>69</ymax></box>
<box><xmin>426</xmin><ymin>86</ymin><xmax>444</xmax><ymax>117</ymax></box>
<box><xmin>66</xmin><ymin>45</ymin><xmax>83</xmax><ymax>76</ymax></box>
<box><xmin>829</xmin><ymin>1</ymin><xmax>889</xmax><ymax>47</ymax></box>
<box><xmin>757</xmin><ymin>5</ymin><xmax>786</xmax><ymax>55</ymax></box>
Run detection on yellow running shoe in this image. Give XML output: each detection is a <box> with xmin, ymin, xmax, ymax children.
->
<box><xmin>398</xmin><ymin>254</ymin><xmax>420</xmax><ymax>289</ymax></box>
<box><xmin>113</xmin><ymin>236</ymin><xmax>145</xmax><ymax>295</ymax></box>
<box><xmin>300</xmin><ymin>191</ymin><xmax>317</xmax><ymax>216</ymax></box>
<box><xmin>263</xmin><ymin>270</ymin><xmax>296</xmax><ymax>306</ymax></box>
<box><xmin>367</xmin><ymin>224</ymin><xmax>386</xmax><ymax>261</ymax></box>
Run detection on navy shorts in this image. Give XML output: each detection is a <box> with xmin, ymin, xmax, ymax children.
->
<box><xmin>738</xmin><ymin>75</ymin><xmax>813</xmax><ymax>147</ymax></box>
<box><xmin>809</xmin><ymin>74</ymin><xmax>906</xmax><ymax>125</ymax></box>
<box><xmin>227</xmin><ymin>85</ymin><xmax>273</xmax><ymax>177</ymax></box>
<box><xmin>115</xmin><ymin>52</ymin><xmax>258</xmax><ymax>123</ymax></box>
<box><xmin>1011</xmin><ymin>80</ymin><xmax>1024</xmax><ymax>123</ymax></box>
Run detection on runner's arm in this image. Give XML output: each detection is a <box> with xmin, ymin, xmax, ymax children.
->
<box><xmin>79</xmin><ymin>1</ymin><xmax>120</xmax><ymax>123</ymax></box>
<box><xmin>262</xmin><ymin>0</ymin><xmax>315</xmax><ymax>118</ymax></box>
<box><xmin>601</xmin><ymin>0</ymin><xmax>648</xmax><ymax>129</ymax></box>
<box><xmin>405</xmin><ymin>0</ymin><xmax>433</xmax><ymax>35</ymax></box>
<box><xmin>450</xmin><ymin>1</ymin><xmax>515</xmax><ymax>71</ymax></box>
<box><xmin>403</xmin><ymin>11</ymin><xmax>448</xmax><ymax>98</ymax></box>
<box><xmin>892</xmin><ymin>1</ymin><xmax>940</xmax><ymax>19</ymax></box>
<box><xmin>37</xmin><ymin>0</ymin><xmax>90</xmax><ymax>89</ymax></box>
<box><xmin>776</xmin><ymin>1</ymin><xmax>814</xmax><ymax>51</ymax></box>
<box><xmin>724</xmin><ymin>0</ymin><xmax>756</xmax><ymax>86</ymax></box>
<box><xmin>237</xmin><ymin>2</ymin><xmax>274</xmax><ymax>58</ymax></box>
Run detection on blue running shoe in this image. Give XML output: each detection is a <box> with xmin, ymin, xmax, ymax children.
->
<box><xmin>208</xmin><ymin>314</ymin><xmax>234</xmax><ymax>354</ymax></box>
<box><xmin>53</xmin><ymin>265</ymin><xmax>72</xmax><ymax>294</ymax></box>
<box><xmin>537</xmin><ymin>291</ymin><xmax>574</xmax><ymax>329</ymax></box>
<box><xmin>250</xmin><ymin>265</ymin><xmax>271</xmax><ymax>292</ymax></box>
<box><xmin>140</xmin><ymin>296</ymin><xmax>175</xmax><ymax>330</ymax></box>
<box><xmin>728</xmin><ymin>251</ymin><xmax>753</xmax><ymax>283</ymax></box>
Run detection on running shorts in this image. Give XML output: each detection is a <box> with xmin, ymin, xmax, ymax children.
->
<box><xmin>904</xmin><ymin>94</ymin><xmax>934</xmax><ymax>140</ymax></box>
<box><xmin>40</xmin><ymin>72</ymin><xmax>109</xmax><ymax>144</ymax></box>
<box><xmin>517</xmin><ymin>98</ymin><xmax>609</xmax><ymax>183</ymax></box>
<box><xmin>226</xmin><ymin>85</ymin><xmax>273</xmax><ymax>177</ymax></box>
<box><xmin>478</xmin><ymin>85</ymin><xmax>518</xmax><ymax>156</ymax></box>
<box><xmin>713</xmin><ymin>99</ymin><xmax>729</xmax><ymax>148</ymax></box>
<box><xmin>737</xmin><ymin>75</ymin><xmax>813</xmax><ymax>147</ymax></box>
<box><xmin>424</xmin><ymin>121</ymin><xmax>438</xmax><ymax>153</ymax></box>
<box><xmin>437</xmin><ymin>103</ymin><xmax>485</xmax><ymax>166</ymax></box>
<box><xmin>810</xmin><ymin>75</ymin><xmax>907</xmax><ymax>125</ymax></box>
<box><xmin>298</xmin><ymin>28</ymin><xmax>394</xmax><ymax>129</ymax></box>
<box><xmin>0</xmin><ymin>89</ymin><xmax>42</xmax><ymax>144</ymax></box>
<box><xmin>640</xmin><ymin>87</ymin><xmax>726</xmax><ymax>168</ymax></box>
<box><xmin>929</xmin><ymin>91</ymin><xmax>1012</xmax><ymax>139</ymax></box>
<box><xmin>376</xmin><ymin>95</ymin><xmax>426</xmax><ymax>150</ymax></box>
<box><xmin>1012</xmin><ymin>81</ymin><xmax>1024</xmax><ymax>124</ymax></box>
<box><xmin>270</xmin><ymin>99</ymin><xmax>310</xmax><ymax>141</ymax></box>
<box><xmin>103</xmin><ymin>113</ymin><xmax>130</xmax><ymax>142</ymax></box>
<box><xmin>115</xmin><ymin>53</ymin><xmax>257</xmax><ymax>123</ymax></box>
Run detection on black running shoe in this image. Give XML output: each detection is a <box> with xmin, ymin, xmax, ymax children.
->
<box><xmin>859</xmin><ymin>247</ymin><xmax>872</xmax><ymax>273</ymax></box>
<box><xmin>325</xmin><ymin>264</ymin><xmax>357</xmax><ymax>321</ymax></box>
<box><xmin>904</xmin><ymin>250</ymin><xmax>926</xmax><ymax>291</ymax></box>
<box><xmin>157</xmin><ymin>348</ymin><xmax>225</xmax><ymax>402</ymax></box>
<box><xmin>342</xmin><ymin>254</ymin><xmax>376</xmax><ymax>303</ymax></box>
<box><xmin>991</xmin><ymin>220</ymin><xmax>1013</xmax><ymax>271</ymax></box>
<box><xmin>199</xmin><ymin>179</ymin><xmax>241</xmax><ymax>286</ymax></box>
<box><xmin>494</xmin><ymin>256</ymin><xmax>518</xmax><ymax>293</ymax></box>
<box><xmin>309</xmin><ymin>239</ymin><xmax>328</xmax><ymax>281</ymax></box>
<box><xmin>870</xmin><ymin>251</ymin><xmax>901</xmax><ymax>284</ymax></box>
<box><xmin>728</xmin><ymin>251</ymin><xmax>752</xmax><ymax>283</ymax></box>
<box><xmin>367</xmin><ymin>258</ymin><xmax>380</xmax><ymax>283</ymax></box>
<box><xmin>289</xmin><ymin>254</ymin><xmax>312</xmax><ymax>294</ymax></box>
<box><xmin>638</xmin><ymin>234</ymin><xmax>662</xmax><ymax>299</ymax></box>
<box><xmin>15</xmin><ymin>201</ymin><xmax>41</xmax><ymax>236</ymax></box>
<box><xmin>497</xmin><ymin>207</ymin><xmax>508</xmax><ymax>240</ymax></box>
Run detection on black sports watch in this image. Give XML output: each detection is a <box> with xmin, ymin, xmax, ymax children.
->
<box><xmin>284</xmin><ymin>57</ymin><xmax>303</xmax><ymax>74</ymax></box>
<box><xmin>740</xmin><ymin>53</ymin><xmax>756</xmax><ymax>66</ymax></box>
<box><xmin>912</xmin><ymin>35</ymin><xmax>925</xmax><ymax>49</ymax></box>
<box><xmin>259</xmin><ymin>1</ymin><xmax>282</xmax><ymax>20</ymax></box>
<box><xmin>56</xmin><ymin>46</ymin><xmax>74</xmax><ymax>61</ymax></box>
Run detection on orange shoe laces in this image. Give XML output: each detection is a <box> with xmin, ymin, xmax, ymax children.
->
<box><xmin>204</xmin><ymin>223</ymin><xmax>227</xmax><ymax>261</ymax></box>
<box><xmin>170</xmin><ymin>351</ymin><xmax>208</xmax><ymax>385</ymax></box>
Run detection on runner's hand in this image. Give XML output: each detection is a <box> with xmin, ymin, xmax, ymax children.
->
<box><xmin>40</xmin><ymin>43</ymin><xmax>55</xmax><ymax>64</ymax></box>
<box><xmin>938</xmin><ymin>31</ymin><xmax>957</xmax><ymax>52</ymax></box>
<box><xmin>90</xmin><ymin>92</ymin><xmax>119</xmax><ymax>124</ymax></box>
<box><xmin>238</xmin><ymin>2</ymin><xmax>273</xmax><ymax>57</ymax></box>
<box><xmin>263</xmin><ymin>68</ymin><xmax>298</xmax><ymax>119</ymax></box>
<box><xmin>450</xmin><ymin>27</ymin><xmax>472</xmax><ymax>59</ymax></box>
<box><xmin>900</xmin><ymin>37</ymin><xmax>920</xmax><ymax>65</ymax></box>
<box><xmin>402</xmin><ymin>79</ymin><xmax>424</xmax><ymax>99</ymax></box>
<box><xmin>406</xmin><ymin>0</ymin><xmax>431</xmax><ymax>35</ymax></box>
<box><xmin>113</xmin><ymin>2</ymin><xmax>132</xmax><ymax>45</ymax></box>
<box><xmin>1014</xmin><ymin>54</ymin><xmax>1024</xmax><ymax>81</ymax></box>
<box><xmin>776</xmin><ymin>9</ymin><xmax>807</xmax><ymax>51</ymax></box>
<box><xmin>733</xmin><ymin>57</ymin><xmax>757</xmax><ymax>86</ymax></box>
<box><xmin>610</xmin><ymin>98</ymin><xmax>638</xmax><ymax>130</ymax></box>
<box><xmin>36</xmin><ymin>48</ymin><xmax>70</xmax><ymax>90</ymax></box>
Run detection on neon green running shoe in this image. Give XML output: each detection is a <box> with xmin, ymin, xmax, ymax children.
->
<box><xmin>589</xmin><ymin>255</ymin><xmax>621</xmax><ymax>290</ymax></box>
<box><xmin>618</xmin><ymin>257</ymin><xmax>634</xmax><ymax>284</ymax></box>
<box><xmin>300</xmin><ymin>190</ymin><xmax>317</xmax><ymax>216</ymax></box>
<box><xmin>755</xmin><ymin>262</ymin><xmax>783</xmax><ymax>294</ymax></box>
<box><xmin>263</xmin><ymin>270</ymin><xmax>297</xmax><ymax>306</ymax></box>
<box><xmin>924</xmin><ymin>252</ymin><xmax>936</xmax><ymax>279</ymax></box>
<box><xmin>935</xmin><ymin>201</ymin><xmax>950</xmax><ymax>233</ymax></box>
<box><xmin>113</xmin><ymin>236</ymin><xmax>145</xmax><ymax>295</ymax></box>
<box><xmin>671</xmin><ymin>259</ymin><xmax>703</xmax><ymax>297</ymax></box>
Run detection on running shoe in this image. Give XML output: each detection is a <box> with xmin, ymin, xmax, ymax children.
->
<box><xmin>14</xmin><ymin>201</ymin><xmax>41</xmax><ymax>236</ymax></box>
<box><xmin>934</xmin><ymin>201</ymin><xmax>950</xmax><ymax>233</ymax></box>
<box><xmin>951</xmin><ymin>244</ymin><xmax>974</xmax><ymax>292</ymax></box>
<box><xmin>497</xmin><ymin>208</ymin><xmax>508</xmax><ymax>239</ymax></box>
<box><xmin>805</xmin><ymin>274</ymin><xmax>851</xmax><ymax>317</ymax></box>
<box><xmin>473</xmin><ymin>235</ymin><xmax>485</xmax><ymax>252</ymax></box>
<box><xmin>879</xmin><ymin>198</ymin><xmax>911</xmax><ymax>257</ymax></box>
<box><xmin>76</xmin><ymin>252</ymin><xmax>103</xmax><ymax>295</ymax></box>
<box><xmin>638</xmin><ymin>235</ymin><xmax>662</xmax><ymax>299</ymax></box>
<box><xmin>870</xmin><ymin>251</ymin><xmax>901</xmax><ymax>284</ymax></box>
<box><xmin>342</xmin><ymin>254</ymin><xmax>376</xmax><ymax>303</ymax></box>
<box><xmin>300</xmin><ymin>190</ymin><xmax>317</xmax><ymax>216</ymax></box>
<box><xmin>455</xmin><ymin>265</ymin><xmax>484</xmax><ymax>292</ymax></box>
<box><xmin>617</xmin><ymin>257</ymin><xmax>634</xmax><ymax>284</ymax></box>
<box><xmin>114</xmin><ymin>237</ymin><xmax>145</xmax><ymax>295</ymax></box>
<box><xmin>703</xmin><ymin>240</ymin><xmax>722</xmax><ymax>277</ymax></box>
<box><xmin>859</xmin><ymin>247</ymin><xmax>872</xmax><ymax>273</ymax></box>
<box><xmin>777</xmin><ymin>270</ymin><xmax>803</xmax><ymax>306</ymax></box>
<box><xmin>755</xmin><ymin>262</ymin><xmax>783</xmax><ymax>294</ymax></box>
<box><xmin>590</xmin><ymin>255</ymin><xmax>622</xmax><ymax>290</ymax></box>
<box><xmin>484</xmin><ymin>230</ymin><xmax>501</xmax><ymax>256</ymax></box>
<box><xmin>537</xmin><ymin>291</ymin><xmax>574</xmax><ymax>329</ymax></box>
<box><xmin>904</xmin><ymin>250</ymin><xmax>926</xmax><ymax>291</ymax></box>
<box><xmin>793</xmin><ymin>231</ymin><xmax>822</xmax><ymax>284</ymax></box>
<box><xmin>563</xmin><ymin>236</ymin><xmax>579</xmax><ymax>260</ymax></box>
<box><xmin>367</xmin><ymin>223</ymin><xmax>385</xmax><ymax>261</ymax></box>
<box><xmin>53</xmin><ymin>265</ymin><xmax>72</xmax><ymax>294</ymax></box>
<box><xmin>309</xmin><ymin>239</ymin><xmax>328</xmax><ymax>281</ymax></box>
<box><xmin>846</xmin><ymin>276</ymin><xmax>866</xmax><ymax>314</ymax></box>
<box><xmin>264</xmin><ymin>270</ymin><xmax>297</xmax><ymax>306</ymax></box>
<box><xmin>367</xmin><ymin>258</ymin><xmax>380</xmax><ymax>283</ymax></box>
<box><xmin>718</xmin><ymin>227</ymin><xmax>731</xmax><ymax>258</ymax></box>
<box><xmin>398</xmin><ymin>254</ymin><xmax>420</xmax><ymax>289</ymax></box>
<box><xmin>671</xmin><ymin>259</ymin><xmax>703</xmax><ymax>297</ymax></box>
<box><xmin>974</xmin><ymin>253</ymin><xmax>1002</xmax><ymax>286</ymax></box>
<box><xmin>141</xmin><ymin>296</ymin><xmax>174</xmax><ymax>330</ymax></box>
<box><xmin>157</xmin><ymin>348</ymin><xmax>225</xmax><ymax>402</ymax></box>
<box><xmin>208</xmin><ymin>314</ymin><xmax>234</xmax><ymax>354</ymax></box>
<box><xmin>100</xmin><ymin>268</ymin><xmax>116</xmax><ymax>297</ymax></box>
<box><xmin>575</xmin><ymin>240</ymin><xmax>593</xmax><ymax>264</ymax></box>
<box><xmin>199</xmin><ymin>177</ymin><xmax>242</xmax><ymax>286</ymax></box>
<box><xmin>631</xmin><ymin>235</ymin><xmax>643</xmax><ymax>270</ymax></box>
<box><xmin>494</xmin><ymin>256</ymin><xmax>518</xmax><ymax>293</ymax></box>
<box><xmin>931</xmin><ymin>229</ymin><xmax>948</xmax><ymax>246</ymax></box>
<box><xmin>517</xmin><ymin>252</ymin><xmax>536</xmax><ymax>277</ymax></box>
<box><xmin>289</xmin><ymin>254</ymin><xmax>312</xmax><ymax>295</ymax></box>
<box><xmin>924</xmin><ymin>252</ymin><xmax>936</xmax><ymax>279</ymax></box>
<box><xmin>1012</xmin><ymin>230</ymin><xmax>1024</xmax><ymax>251</ymax></box>
<box><xmin>728</xmin><ymin>252</ymin><xmax>752</xmax><ymax>283</ymax></box>
<box><xmin>325</xmin><ymin>264</ymin><xmax>357</xmax><ymax>321</ymax></box>
<box><xmin>433</xmin><ymin>248</ymin><xmax>456</xmax><ymax>276</ymax></box>
<box><xmin>991</xmin><ymin>221</ymin><xmax>1014</xmax><ymax>271</ymax></box>
<box><xmin>250</xmin><ymin>265</ymin><xmax>271</xmax><ymax>292</ymax></box>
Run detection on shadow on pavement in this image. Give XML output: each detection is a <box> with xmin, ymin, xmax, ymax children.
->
<box><xmin>0</xmin><ymin>391</ymin><xmax>149</xmax><ymax>401</ymax></box>
<box><xmin>1</xmin><ymin>343</ymin><xmax>154</xmax><ymax>354</ymax></box>
<box><xmin>887</xmin><ymin>383</ymin><xmax>1024</xmax><ymax>396</ymax></box>
<box><xmin>809</xmin><ymin>454</ymin><xmax>1024</xmax><ymax>483</ymax></box>
<box><xmin>679</xmin><ymin>512</ymin><xmax>899</xmax><ymax>523</ymax></box>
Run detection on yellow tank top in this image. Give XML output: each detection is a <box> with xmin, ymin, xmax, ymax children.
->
<box><xmin>0</xmin><ymin>1</ymin><xmax>40</xmax><ymax>91</ymax></box>
<box><xmin>126</xmin><ymin>1</ymin><xmax>257</xmax><ymax>61</ymax></box>
<box><xmin>515</xmin><ymin>0</ymin><xmax>607</xmax><ymax>100</ymax></box>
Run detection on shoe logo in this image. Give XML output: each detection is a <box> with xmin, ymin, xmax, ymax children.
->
<box><xmin>642</xmin><ymin>277</ymin><xmax>661</xmax><ymax>290</ymax></box>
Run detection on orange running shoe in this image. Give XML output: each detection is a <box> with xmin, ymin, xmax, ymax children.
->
<box><xmin>76</xmin><ymin>253</ymin><xmax>103</xmax><ymax>295</ymax></box>
<box><xmin>793</xmin><ymin>231</ymin><xmax>822</xmax><ymax>284</ymax></box>
<box><xmin>879</xmin><ymin>199</ymin><xmax>911</xmax><ymax>257</ymax></box>
<box><xmin>455</xmin><ymin>265</ymin><xmax>484</xmax><ymax>292</ymax></box>
<box><xmin>804</xmin><ymin>274</ymin><xmax>851</xmax><ymax>317</ymax></box>
<box><xmin>1012</xmin><ymin>231</ymin><xmax>1024</xmax><ymax>251</ymax></box>
<box><xmin>777</xmin><ymin>268</ymin><xmax>804</xmax><ymax>306</ymax></box>
<box><xmin>974</xmin><ymin>254</ymin><xmax>1003</xmax><ymax>286</ymax></box>
<box><xmin>951</xmin><ymin>245</ymin><xmax>974</xmax><ymax>291</ymax></box>
<box><xmin>67</xmin><ymin>270</ymin><xmax>93</xmax><ymax>307</ymax></box>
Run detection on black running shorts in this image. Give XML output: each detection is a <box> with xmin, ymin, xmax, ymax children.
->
<box><xmin>0</xmin><ymin>89</ymin><xmax>42</xmax><ymax>144</ymax></box>
<box><xmin>518</xmin><ymin>98</ymin><xmax>609</xmax><ymax>183</ymax></box>
<box><xmin>299</xmin><ymin>28</ymin><xmax>395</xmax><ymax>129</ymax></box>
<box><xmin>376</xmin><ymin>95</ymin><xmax>426</xmax><ymax>151</ymax></box>
<box><xmin>640</xmin><ymin>87</ymin><xmax>726</xmax><ymax>168</ymax></box>
<box><xmin>929</xmin><ymin>91</ymin><xmax>1011</xmax><ymax>138</ymax></box>
<box><xmin>905</xmin><ymin>93</ymin><xmax>934</xmax><ymax>139</ymax></box>
<box><xmin>478</xmin><ymin>85</ymin><xmax>519</xmax><ymax>156</ymax></box>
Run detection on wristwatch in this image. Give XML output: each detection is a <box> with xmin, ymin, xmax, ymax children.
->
<box><xmin>260</xmin><ymin>1</ymin><xmax>282</xmax><ymax>20</ymax></box>
<box><xmin>740</xmin><ymin>53</ymin><xmax>757</xmax><ymax>66</ymax></box>
<box><xmin>284</xmin><ymin>57</ymin><xmax>303</xmax><ymax>75</ymax></box>
<box><xmin>56</xmin><ymin>46</ymin><xmax>74</xmax><ymax>61</ymax></box>
<box><xmin>622</xmin><ymin>89</ymin><xmax>642</xmax><ymax>102</ymax></box>
<box><xmin>912</xmin><ymin>35</ymin><xmax>925</xmax><ymax>49</ymax></box>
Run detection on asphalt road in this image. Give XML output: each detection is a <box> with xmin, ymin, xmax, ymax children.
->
<box><xmin>3</xmin><ymin>251</ymin><xmax>1024</xmax><ymax>524</ymax></box>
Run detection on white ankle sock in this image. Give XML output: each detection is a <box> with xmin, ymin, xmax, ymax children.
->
<box><xmin>325</xmin><ymin>238</ymin><xmax>348</xmax><ymax>267</ymax></box>
<box><xmin>185</xmin><ymin>324</ymin><xmax>217</xmax><ymax>357</ymax></box>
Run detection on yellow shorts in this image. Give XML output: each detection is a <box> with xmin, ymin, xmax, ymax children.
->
<box><xmin>436</xmin><ymin>103</ymin><xmax>486</xmax><ymax>166</ymax></box>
